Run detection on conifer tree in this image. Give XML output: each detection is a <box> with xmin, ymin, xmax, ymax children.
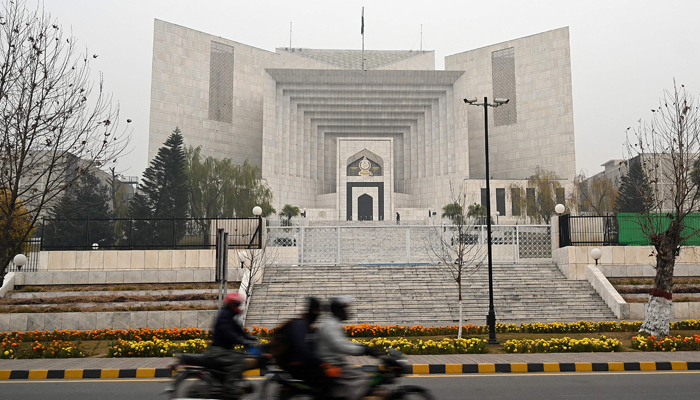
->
<box><xmin>44</xmin><ymin>171</ymin><xmax>115</xmax><ymax>249</ymax></box>
<box><xmin>130</xmin><ymin>128</ymin><xmax>189</xmax><ymax>246</ymax></box>
<box><xmin>614</xmin><ymin>157</ymin><xmax>651</xmax><ymax>213</ymax></box>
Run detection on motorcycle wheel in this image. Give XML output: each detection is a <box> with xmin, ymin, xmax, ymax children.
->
<box><xmin>257</xmin><ymin>375</ymin><xmax>313</xmax><ymax>400</ymax></box>
<box><xmin>171</xmin><ymin>377</ymin><xmax>212</xmax><ymax>399</ymax></box>
<box><xmin>389</xmin><ymin>386</ymin><xmax>435</xmax><ymax>400</ymax></box>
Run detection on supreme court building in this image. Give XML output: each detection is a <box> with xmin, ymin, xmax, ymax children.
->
<box><xmin>148</xmin><ymin>20</ymin><xmax>575</xmax><ymax>222</ymax></box>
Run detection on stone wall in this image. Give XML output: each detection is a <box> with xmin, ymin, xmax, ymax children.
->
<box><xmin>11</xmin><ymin>268</ymin><xmax>244</xmax><ymax>286</ymax></box>
<box><xmin>446</xmin><ymin>27</ymin><xmax>576</xmax><ymax>182</ymax></box>
<box><xmin>553</xmin><ymin>245</ymin><xmax>700</xmax><ymax>280</ymax></box>
<box><xmin>38</xmin><ymin>249</ymin><xmax>222</xmax><ymax>271</ymax></box>
<box><xmin>148</xmin><ymin>19</ymin><xmax>281</xmax><ymax>168</ymax></box>
<box><xmin>0</xmin><ymin>310</ymin><xmax>217</xmax><ymax>332</ymax></box>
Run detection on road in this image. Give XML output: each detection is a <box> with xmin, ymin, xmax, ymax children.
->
<box><xmin>2</xmin><ymin>372</ymin><xmax>700</xmax><ymax>399</ymax></box>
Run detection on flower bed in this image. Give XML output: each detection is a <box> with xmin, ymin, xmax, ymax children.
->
<box><xmin>103</xmin><ymin>337</ymin><xmax>488</xmax><ymax>357</ymax></box>
<box><xmin>1</xmin><ymin>337</ymin><xmax>84</xmax><ymax>359</ymax></box>
<box><xmin>252</xmin><ymin>320</ymin><xmax>700</xmax><ymax>337</ymax></box>
<box><xmin>360</xmin><ymin>337</ymin><xmax>488</xmax><ymax>355</ymax></box>
<box><xmin>0</xmin><ymin>327</ymin><xmax>211</xmax><ymax>343</ymax></box>
<box><xmin>632</xmin><ymin>335</ymin><xmax>700</xmax><ymax>351</ymax></box>
<box><xmin>3</xmin><ymin>320</ymin><xmax>700</xmax><ymax>359</ymax></box>
<box><xmin>107</xmin><ymin>338</ymin><xmax>208</xmax><ymax>357</ymax></box>
<box><xmin>1</xmin><ymin>328</ymin><xmax>210</xmax><ymax>359</ymax></box>
<box><xmin>503</xmin><ymin>336</ymin><xmax>622</xmax><ymax>353</ymax></box>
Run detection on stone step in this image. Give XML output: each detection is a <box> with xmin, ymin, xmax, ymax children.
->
<box><xmin>245</xmin><ymin>262</ymin><xmax>616</xmax><ymax>328</ymax></box>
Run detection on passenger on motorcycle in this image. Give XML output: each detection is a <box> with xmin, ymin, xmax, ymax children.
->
<box><xmin>207</xmin><ymin>292</ymin><xmax>261</xmax><ymax>398</ymax></box>
<box><xmin>278</xmin><ymin>297</ymin><xmax>336</xmax><ymax>399</ymax></box>
<box><xmin>317</xmin><ymin>296</ymin><xmax>381</xmax><ymax>400</ymax></box>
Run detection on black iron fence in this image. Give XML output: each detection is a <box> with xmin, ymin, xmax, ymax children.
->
<box><xmin>40</xmin><ymin>217</ymin><xmax>263</xmax><ymax>251</ymax></box>
<box><xmin>6</xmin><ymin>238</ymin><xmax>41</xmax><ymax>272</ymax></box>
<box><xmin>558</xmin><ymin>215</ymin><xmax>619</xmax><ymax>247</ymax></box>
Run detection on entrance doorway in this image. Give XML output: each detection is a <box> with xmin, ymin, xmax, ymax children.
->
<box><xmin>358</xmin><ymin>194</ymin><xmax>373</xmax><ymax>221</ymax></box>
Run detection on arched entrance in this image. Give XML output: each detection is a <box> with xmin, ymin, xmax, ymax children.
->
<box><xmin>358</xmin><ymin>194</ymin><xmax>373</xmax><ymax>221</ymax></box>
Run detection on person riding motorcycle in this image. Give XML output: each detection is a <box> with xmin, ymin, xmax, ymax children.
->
<box><xmin>206</xmin><ymin>292</ymin><xmax>261</xmax><ymax>398</ymax></box>
<box><xmin>277</xmin><ymin>297</ymin><xmax>336</xmax><ymax>399</ymax></box>
<box><xmin>316</xmin><ymin>296</ymin><xmax>380</xmax><ymax>400</ymax></box>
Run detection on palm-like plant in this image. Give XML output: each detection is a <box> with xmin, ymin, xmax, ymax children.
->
<box><xmin>467</xmin><ymin>203</ymin><xmax>490</xmax><ymax>225</ymax></box>
<box><xmin>279</xmin><ymin>204</ymin><xmax>300</xmax><ymax>226</ymax></box>
<box><xmin>442</xmin><ymin>202</ymin><xmax>464</xmax><ymax>224</ymax></box>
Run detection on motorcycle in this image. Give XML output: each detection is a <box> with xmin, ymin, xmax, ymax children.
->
<box><xmin>257</xmin><ymin>349</ymin><xmax>434</xmax><ymax>400</ymax></box>
<box><xmin>163</xmin><ymin>348</ymin><xmax>263</xmax><ymax>399</ymax></box>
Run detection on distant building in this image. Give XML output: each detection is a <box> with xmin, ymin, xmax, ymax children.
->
<box><xmin>148</xmin><ymin>20</ymin><xmax>576</xmax><ymax>222</ymax></box>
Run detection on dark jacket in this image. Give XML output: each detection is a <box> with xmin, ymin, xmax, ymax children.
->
<box><xmin>284</xmin><ymin>318</ymin><xmax>324</xmax><ymax>367</ymax></box>
<box><xmin>211</xmin><ymin>307</ymin><xmax>256</xmax><ymax>349</ymax></box>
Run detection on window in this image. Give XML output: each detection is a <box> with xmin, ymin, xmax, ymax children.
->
<box><xmin>496</xmin><ymin>188</ymin><xmax>506</xmax><ymax>216</ymax></box>
<box><xmin>209</xmin><ymin>42</ymin><xmax>234</xmax><ymax>123</ymax></box>
<box><xmin>491</xmin><ymin>47</ymin><xmax>517</xmax><ymax>126</ymax></box>
<box><xmin>511</xmin><ymin>188</ymin><xmax>521</xmax><ymax>216</ymax></box>
<box><xmin>481</xmin><ymin>188</ymin><xmax>488</xmax><ymax>208</ymax></box>
<box><xmin>526</xmin><ymin>188</ymin><xmax>536</xmax><ymax>216</ymax></box>
<box><xmin>556</xmin><ymin>188</ymin><xmax>565</xmax><ymax>206</ymax></box>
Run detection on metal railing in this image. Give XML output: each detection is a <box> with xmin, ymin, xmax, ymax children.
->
<box><xmin>39</xmin><ymin>217</ymin><xmax>263</xmax><ymax>251</ymax></box>
<box><xmin>6</xmin><ymin>238</ymin><xmax>41</xmax><ymax>272</ymax></box>
<box><xmin>558</xmin><ymin>215</ymin><xmax>619</xmax><ymax>247</ymax></box>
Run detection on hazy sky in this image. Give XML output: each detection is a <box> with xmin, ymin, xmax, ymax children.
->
<box><xmin>34</xmin><ymin>0</ymin><xmax>700</xmax><ymax>178</ymax></box>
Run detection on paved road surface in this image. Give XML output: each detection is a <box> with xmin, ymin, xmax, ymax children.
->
<box><xmin>2</xmin><ymin>371</ymin><xmax>700</xmax><ymax>399</ymax></box>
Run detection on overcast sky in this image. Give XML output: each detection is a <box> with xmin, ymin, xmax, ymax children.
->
<box><xmin>34</xmin><ymin>0</ymin><xmax>700</xmax><ymax>179</ymax></box>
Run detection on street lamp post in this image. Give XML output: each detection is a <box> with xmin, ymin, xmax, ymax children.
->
<box><xmin>464</xmin><ymin>96</ymin><xmax>509</xmax><ymax>345</ymax></box>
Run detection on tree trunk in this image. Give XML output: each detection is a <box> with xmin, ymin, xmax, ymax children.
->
<box><xmin>639</xmin><ymin>223</ymin><xmax>679</xmax><ymax>338</ymax></box>
<box><xmin>458</xmin><ymin>299</ymin><xmax>463</xmax><ymax>339</ymax></box>
<box><xmin>457</xmin><ymin>280</ymin><xmax>463</xmax><ymax>339</ymax></box>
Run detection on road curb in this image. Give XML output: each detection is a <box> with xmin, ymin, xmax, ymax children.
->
<box><xmin>2</xmin><ymin>361</ymin><xmax>700</xmax><ymax>380</ymax></box>
<box><xmin>410</xmin><ymin>361</ymin><xmax>700</xmax><ymax>374</ymax></box>
<box><xmin>0</xmin><ymin>367</ymin><xmax>175</xmax><ymax>380</ymax></box>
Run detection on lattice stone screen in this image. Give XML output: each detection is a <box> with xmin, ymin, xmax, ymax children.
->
<box><xmin>266</xmin><ymin>225</ymin><xmax>550</xmax><ymax>266</ymax></box>
<box><xmin>209</xmin><ymin>41</ymin><xmax>234</xmax><ymax>123</ymax></box>
<box><xmin>491</xmin><ymin>47</ymin><xmax>517</xmax><ymax>126</ymax></box>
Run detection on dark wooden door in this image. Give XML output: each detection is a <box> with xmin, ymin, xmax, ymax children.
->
<box><xmin>358</xmin><ymin>194</ymin><xmax>373</xmax><ymax>221</ymax></box>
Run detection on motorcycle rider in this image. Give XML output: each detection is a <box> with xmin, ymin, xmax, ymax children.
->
<box><xmin>278</xmin><ymin>297</ymin><xmax>336</xmax><ymax>399</ymax></box>
<box><xmin>207</xmin><ymin>292</ymin><xmax>261</xmax><ymax>398</ymax></box>
<box><xmin>317</xmin><ymin>296</ymin><xmax>380</xmax><ymax>400</ymax></box>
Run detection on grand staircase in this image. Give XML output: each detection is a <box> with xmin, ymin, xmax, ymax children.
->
<box><xmin>244</xmin><ymin>262</ymin><xmax>616</xmax><ymax>328</ymax></box>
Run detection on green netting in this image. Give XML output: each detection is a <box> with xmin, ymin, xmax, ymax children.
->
<box><xmin>617</xmin><ymin>213</ymin><xmax>700</xmax><ymax>246</ymax></box>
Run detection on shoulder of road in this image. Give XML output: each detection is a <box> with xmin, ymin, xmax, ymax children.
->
<box><xmin>3</xmin><ymin>353</ymin><xmax>700</xmax><ymax>379</ymax></box>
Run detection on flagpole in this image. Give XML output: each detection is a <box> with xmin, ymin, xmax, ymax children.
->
<box><xmin>361</xmin><ymin>7</ymin><xmax>365</xmax><ymax>71</ymax></box>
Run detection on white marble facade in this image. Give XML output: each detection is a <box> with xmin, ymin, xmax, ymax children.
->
<box><xmin>148</xmin><ymin>20</ymin><xmax>576</xmax><ymax>221</ymax></box>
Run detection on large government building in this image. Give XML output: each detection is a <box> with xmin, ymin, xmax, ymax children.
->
<box><xmin>148</xmin><ymin>20</ymin><xmax>575</xmax><ymax>222</ymax></box>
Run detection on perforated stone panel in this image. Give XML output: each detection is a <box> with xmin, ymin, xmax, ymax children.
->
<box><xmin>491</xmin><ymin>47</ymin><xmax>517</xmax><ymax>126</ymax></box>
<box><xmin>209</xmin><ymin>41</ymin><xmax>234</xmax><ymax>123</ymax></box>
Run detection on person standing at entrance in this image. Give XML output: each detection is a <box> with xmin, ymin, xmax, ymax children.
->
<box><xmin>396</xmin><ymin>212</ymin><xmax>400</xmax><ymax>225</ymax></box>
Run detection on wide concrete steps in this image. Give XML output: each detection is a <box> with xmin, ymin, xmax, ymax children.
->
<box><xmin>245</xmin><ymin>263</ymin><xmax>616</xmax><ymax>328</ymax></box>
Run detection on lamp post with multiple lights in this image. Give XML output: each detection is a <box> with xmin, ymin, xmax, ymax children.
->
<box><xmin>463</xmin><ymin>96</ymin><xmax>509</xmax><ymax>345</ymax></box>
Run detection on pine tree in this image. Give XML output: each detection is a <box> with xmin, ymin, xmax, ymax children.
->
<box><xmin>44</xmin><ymin>171</ymin><xmax>115</xmax><ymax>249</ymax></box>
<box><xmin>130</xmin><ymin>127</ymin><xmax>189</xmax><ymax>246</ymax></box>
<box><xmin>614</xmin><ymin>157</ymin><xmax>651</xmax><ymax>213</ymax></box>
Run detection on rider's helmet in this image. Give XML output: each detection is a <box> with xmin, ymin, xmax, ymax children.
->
<box><xmin>224</xmin><ymin>292</ymin><xmax>246</xmax><ymax>314</ymax></box>
<box><xmin>329</xmin><ymin>295</ymin><xmax>353</xmax><ymax>321</ymax></box>
<box><xmin>306</xmin><ymin>297</ymin><xmax>321</xmax><ymax>324</ymax></box>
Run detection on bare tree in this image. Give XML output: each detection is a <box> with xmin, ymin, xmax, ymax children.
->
<box><xmin>626</xmin><ymin>82</ymin><xmax>700</xmax><ymax>338</ymax></box>
<box><xmin>0</xmin><ymin>0</ymin><xmax>129</xmax><ymax>276</ymax></box>
<box><xmin>427</xmin><ymin>184</ymin><xmax>485</xmax><ymax>339</ymax></box>
<box><xmin>570</xmin><ymin>172</ymin><xmax>619</xmax><ymax>215</ymax></box>
<box><xmin>238</xmin><ymin>232</ymin><xmax>278</xmax><ymax>325</ymax></box>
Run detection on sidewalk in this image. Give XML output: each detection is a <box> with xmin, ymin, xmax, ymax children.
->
<box><xmin>3</xmin><ymin>352</ymin><xmax>700</xmax><ymax>379</ymax></box>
